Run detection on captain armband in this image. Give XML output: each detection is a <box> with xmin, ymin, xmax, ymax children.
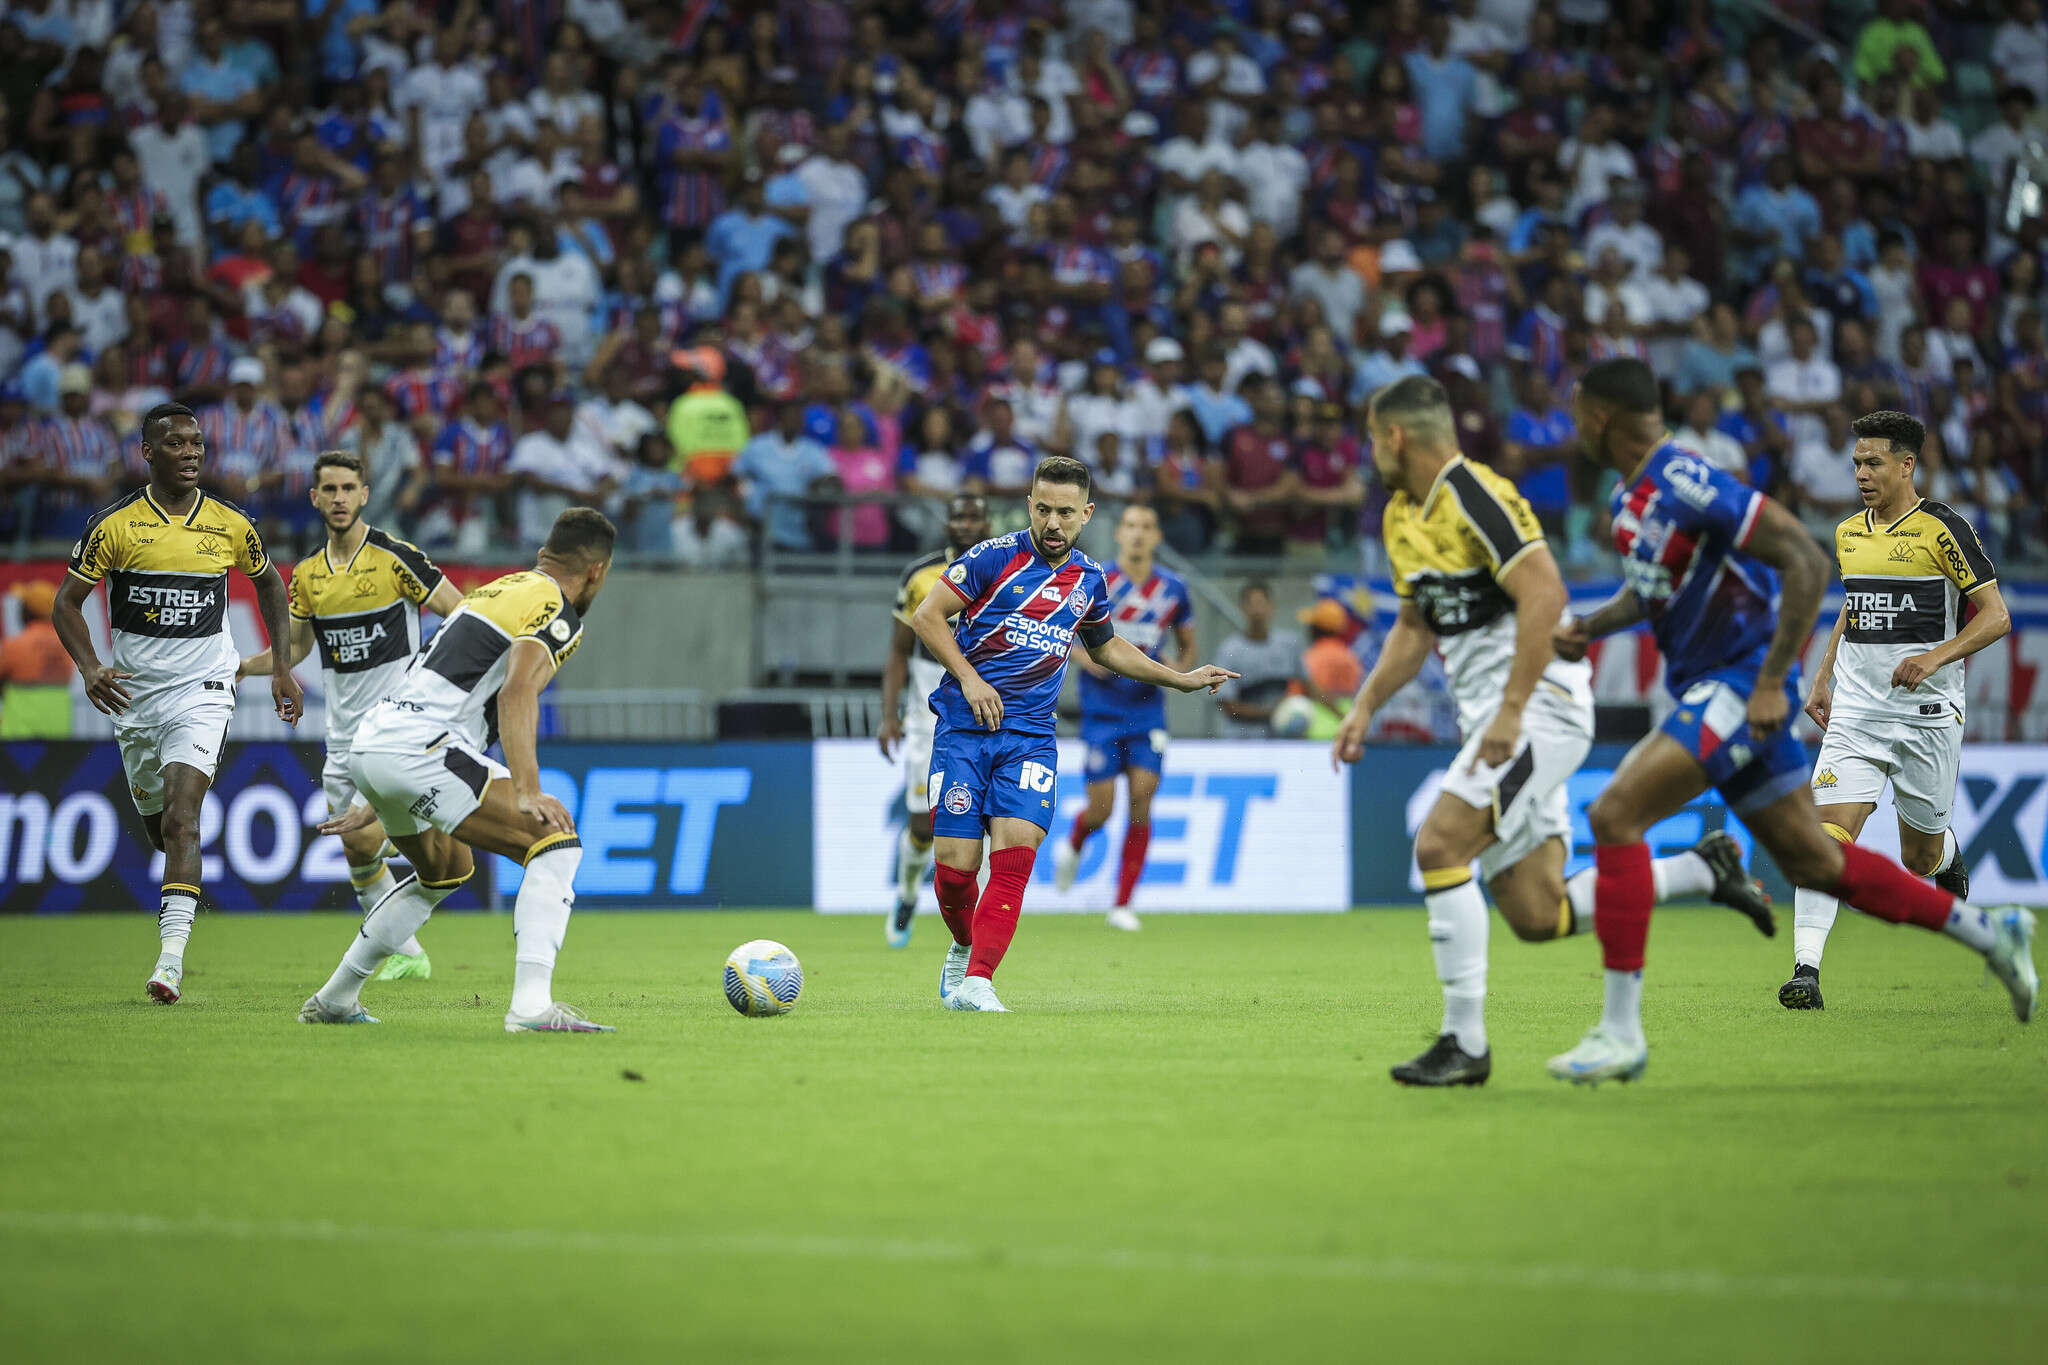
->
<box><xmin>1077</xmin><ymin>620</ymin><xmax>1115</xmax><ymax>650</ymax></box>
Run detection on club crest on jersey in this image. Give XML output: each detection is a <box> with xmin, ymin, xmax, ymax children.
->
<box><xmin>1814</xmin><ymin>768</ymin><xmax>1837</xmax><ymax>789</ymax></box>
<box><xmin>1888</xmin><ymin>542</ymin><xmax>1914</xmax><ymax>562</ymax></box>
<box><xmin>947</xmin><ymin>563</ymin><xmax>968</xmax><ymax>584</ymax></box>
<box><xmin>353</xmin><ymin>576</ymin><xmax>379</xmax><ymax>596</ymax></box>
<box><xmin>944</xmin><ymin>783</ymin><xmax>973</xmax><ymax>815</ymax></box>
<box><xmin>548</xmin><ymin>617</ymin><xmax>571</xmax><ymax>642</ymax></box>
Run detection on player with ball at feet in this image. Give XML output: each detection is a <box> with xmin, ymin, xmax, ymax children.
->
<box><xmin>1333</xmin><ymin>376</ymin><xmax>1774</xmax><ymax>1088</ymax></box>
<box><xmin>910</xmin><ymin>456</ymin><xmax>1238</xmax><ymax>1012</ymax></box>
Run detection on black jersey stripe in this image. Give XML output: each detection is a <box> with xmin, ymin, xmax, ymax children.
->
<box><xmin>365</xmin><ymin>526</ymin><xmax>446</xmax><ymax>599</ymax></box>
<box><xmin>108</xmin><ymin>570</ymin><xmax>228</xmax><ymax>638</ymax></box>
<box><xmin>420</xmin><ymin>611</ymin><xmax>511</xmax><ymax>691</ymax></box>
<box><xmin>1917</xmin><ymin>500</ymin><xmax>1997</xmax><ymax>586</ymax></box>
<box><xmin>1444</xmin><ymin>464</ymin><xmax>1531</xmax><ymax>568</ymax></box>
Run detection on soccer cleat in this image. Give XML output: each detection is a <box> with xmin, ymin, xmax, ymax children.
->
<box><xmin>1933</xmin><ymin>860</ymin><xmax>1970</xmax><ymax>902</ymax></box>
<box><xmin>1987</xmin><ymin>907</ymin><xmax>2039</xmax><ymax>1024</ymax></box>
<box><xmin>1547</xmin><ymin>1026</ymin><xmax>1649</xmax><ymax>1085</ymax></box>
<box><xmin>1694</xmin><ymin>830</ymin><xmax>1775</xmax><ymax>936</ymax></box>
<box><xmin>940</xmin><ymin>943</ymin><xmax>970</xmax><ymax>1001</ymax></box>
<box><xmin>375</xmin><ymin>950</ymin><xmax>432</xmax><ymax>981</ymax></box>
<box><xmin>145</xmin><ymin>958</ymin><xmax>183</xmax><ymax>1005</ymax></box>
<box><xmin>1778</xmin><ymin>963</ymin><xmax>1824</xmax><ymax>1010</ymax></box>
<box><xmin>504</xmin><ymin>1002</ymin><xmax>616</xmax><ymax>1033</ymax></box>
<box><xmin>946</xmin><ymin>975</ymin><xmax>1008</xmax><ymax>1012</ymax></box>
<box><xmin>1106</xmin><ymin>908</ymin><xmax>1141</xmax><ymax>932</ymax></box>
<box><xmin>1390</xmin><ymin>1033</ymin><xmax>1491</xmax><ymax>1087</ymax></box>
<box><xmin>299</xmin><ymin>994</ymin><xmax>379</xmax><ymax>1024</ymax></box>
<box><xmin>1053</xmin><ymin>839</ymin><xmax>1080</xmax><ymax>892</ymax></box>
<box><xmin>886</xmin><ymin>894</ymin><xmax>915</xmax><ymax>949</ymax></box>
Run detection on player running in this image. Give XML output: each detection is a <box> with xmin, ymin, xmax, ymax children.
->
<box><xmin>909</xmin><ymin>456</ymin><xmax>1238</xmax><ymax>1012</ymax></box>
<box><xmin>1331</xmin><ymin>376</ymin><xmax>1771</xmax><ymax>1087</ymax></box>
<box><xmin>300</xmin><ymin>509</ymin><xmax>617</xmax><ymax>1033</ymax></box>
<box><xmin>878</xmin><ymin>492</ymin><xmax>992</xmax><ymax>947</ymax></box>
<box><xmin>236</xmin><ymin>451</ymin><xmax>466</xmax><ymax>979</ymax></box>
<box><xmin>1053</xmin><ymin>502</ymin><xmax>1195</xmax><ymax>932</ymax></box>
<box><xmin>51</xmin><ymin>402</ymin><xmax>304</xmax><ymax>1004</ymax></box>
<box><xmin>1551</xmin><ymin>359</ymin><xmax>2035</xmax><ymax>1084</ymax></box>
<box><xmin>1783</xmin><ymin>410</ymin><xmax>2010</xmax><ymax>1010</ymax></box>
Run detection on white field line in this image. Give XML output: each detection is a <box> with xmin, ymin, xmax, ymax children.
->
<box><xmin>0</xmin><ymin>1209</ymin><xmax>2040</xmax><ymax>1310</ymax></box>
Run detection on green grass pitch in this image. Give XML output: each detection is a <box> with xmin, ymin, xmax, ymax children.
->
<box><xmin>1</xmin><ymin>907</ymin><xmax>2042</xmax><ymax>1363</ymax></box>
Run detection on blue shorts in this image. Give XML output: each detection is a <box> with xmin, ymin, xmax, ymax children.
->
<box><xmin>927</xmin><ymin>725</ymin><xmax>1061</xmax><ymax>839</ymax></box>
<box><xmin>1081</xmin><ymin>715</ymin><xmax>1166</xmax><ymax>782</ymax></box>
<box><xmin>1662</xmin><ymin>665</ymin><xmax>1810</xmax><ymax>815</ymax></box>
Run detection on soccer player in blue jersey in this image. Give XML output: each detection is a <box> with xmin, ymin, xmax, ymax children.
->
<box><xmin>1549</xmin><ymin>358</ymin><xmax>2036</xmax><ymax>1083</ymax></box>
<box><xmin>910</xmin><ymin>456</ymin><xmax>1238</xmax><ymax>1011</ymax></box>
<box><xmin>1052</xmin><ymin>503</ymin><xmax>1196</xmax><ymax>932</ymax></box>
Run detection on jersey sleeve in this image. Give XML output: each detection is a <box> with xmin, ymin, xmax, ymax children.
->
<box><xmin>893</xmin><ymin>558</ymin><xmax>929</xmax><ymax>627</ymax></box>
<box><xmin>287</xmin><ymin>561</ymin><xmax>313</xmax><ymax>620</ymax></box>
<box><xmin>517</xmin><ymin>589</ymin><xmax>584</xmax><ymax>668</ymax></box>
<box><xmin>1383</xmin><ymin>503</ymin><xmax>1415</xmax><ymax>598</ymax></box>
<box><xmin>1444</xmin><ymin>463</ymin><xmax>1545</xmax><ymax>576</ymax></box>
<box><xmin>1078</xmin><ymin>569</ymin><xmax>1113</xmax><ymax>630</ymax></box>
<box><xmin>939</xmin><ymin>536</ymin><xmax>1010</xmax><ymax>605</ymax></box>
<box><xmin>384</xmin><ymin>535</ymin><xmax>447</xmax><ymax>604</ymax></box>
<box><xmin>235</xmin><ymin>510</ymin><xmax>272</xmax><ymax>578</ymax></box>
<box><xmin>1924</xmin><ymin>503</ymin><xmax>1996</xmax><ymax>594</ymax></box>
<box><xmin>1662</xmin><ymin>454</ymin><xmax>1763</xmax><ymax>548</ymax></box>
<box><xmin>66</xmin><ymin>511</ymin><xmax>124</xmax><ymax>585</ymax></box>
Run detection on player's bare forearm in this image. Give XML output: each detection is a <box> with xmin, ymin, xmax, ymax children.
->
<box><xmin>1499</xmin><ymin>547</ymin><xmax>1569</xmax><ymax>713</ymax></box>
<box><xmin>1172</xmin><ymin>623</ymin><xmax>1198</xmax><ymax>675</ymax></box>
<box><xmin>51</xmin><ymin>575</ymin><xmax>103</xmax><ymax>675</ymax></box>
<box><xmin>1578</xmin><ymin>587</ymin><xmax>1645</xmax><ymax>639</ymax></box>
<box><xmin>911</xmin><ymin>585</ymin><xmax>982</xmax><ymax>688</ymax></box>
<box><xmin>1929</xmin><ymin>583</ymin><xmax>2011</xmax><ymax>669</ymax></box>
<box><xmin>239</xmin><ymin>618</ymin><xmax>314</xmax><ymax>679</ymax></box>
<box><xmin>252</xmin><ymin>566</ymin><xmax>295</xmax><ymax>672</ymax></box>
<box><xmin>879</xmin><ymin>620</ymin><xmax>913</xmax><ymax>722</ymax></box>
<box><xmin>424</xmin><ymin>579</ymin><xmax>466</xmax><ymax>617</ymax></box>
<box><xmin>1355</xmin><ymin>608</ymin><xmax>1433</xmax><ymax>719</ymax></box>
<box><xmin>1741</xmin><ymin>498</ymin><xmax>1829</xmax><ymax>684</ymax></box>
<box><xmin>1088</xmin><ymin>634</ymin><xmax>1181</xmax><ymax>688</ymax></box>
<box><xmin>497</xmin><ymin>642</ymin><xmax>557</xmax><ymax>795</ymax></box>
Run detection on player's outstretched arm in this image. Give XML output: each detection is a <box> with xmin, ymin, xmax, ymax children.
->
<box><xmin>1332</xmin><ymin>603</ymin><xmax>1434</xmax><ymax>769</ymax></box>
<box><xmin>1556</xmin><ymin>587</ymin><xmax>1643</xmax><ymax>659</ymax></box>
<box><xmin>1804</xmin><ymin>605</ymin><xmax>1848</xmax><ymax>729</ymax></box>
<box><xmin>238</xmin><ymin>616</ymin><xmax>315</xmax><ymax>682</ymax></box>
<box><xmin>1084</xmin><ymin>632</ymin><xmax>1238</xmax><ymax>694</ymax></box>
<box><xmin>498</xmin><ymin>638</ymin><xmax>572</xmax><ymax>834</ymax></box>
<box><xmin>51</xmin><ymin>573</ymin><xmax>130</xmax><ymax>716</ymax></box>
<box><xmin>911</xmin><ymin>583</ymin><xmax>1003</xmax><ymax>729</ymax></box>
<box><xmin>1731</xmin><ymin>495</ymin><xmax>1831</xmax><ymax>736</ymax></box>
<box><xmin>1482</xmin><ymin>543</ymin><xmax>1571</xmax><ymax>766</ymax></box>
<box><xmin>423</xmin><ymin>578</ymin><xmax>467</xmax><ymax>618</ymax></box>
<box><xmin>878</xmin><ymin>618</ymin><xmax>916</xmax><ymax>758</ymax></box>
<box><xmin>1894</xmin><ymin>581</ymin><xmax>2010</xmax><ymax>691</ymax></box>
<box><xmin>250</xmin><ymin>563</ymin><xmax>304</xmax><ymax>726</ymax></box>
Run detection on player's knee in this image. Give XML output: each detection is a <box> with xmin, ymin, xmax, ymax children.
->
<box><xmin>1586</xmin><ymin>793</ymin><xmax>1642</xmax><ymax>846</ymax></box>
<box><xmin>340</xmin><ymin>828</ymin><xmax>384</xmax><ymax>863</ymax></box>
<box><xmin>1900</xmin><ymin>846</ymin><xmax>1942</xmax><ymax>877</ymax></box>
<box><xmin>1411</xmin><ymin>824</ymin><xmax>1463</xmax><ymax>872</ymax></box>
<box><xmin>908</xmin><ymin>810</ymin><xmax>933</xmax><ymax>842</ymax></box>
<box><xmin>158</xmin><ymin>802</ymin><xmax>201</xmax><ymax>851</ymax></box>
<box><xmin>1777</xmin><ymin>837</ymin><xmax>1845</xmax><ymax>891</ymax></box>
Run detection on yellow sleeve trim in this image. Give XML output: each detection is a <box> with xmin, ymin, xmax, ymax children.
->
<box><xmin>1493</xmin><ymin>538</ymin><xmax>1546</xmax><ymax>581</ymax></box>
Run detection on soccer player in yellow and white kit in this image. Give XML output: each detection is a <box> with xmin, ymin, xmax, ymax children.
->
<box><xmin>1782</xmin><ymin>410</ymin><xmax>2011</xmax><ymax>1009</ymax></box>
<box><xmin>50</xmin><ymin>402</ymin><xmax>304</xmax><ymax>1003</ymax></box>
<box><xmin>1332</xmin><ymin>377</ymin><xmax>1772</xmax><ymax>1086</ymax></box>
<box><xmin>236</xmin><ymin>451</ymin><xmax>466</xmax><ymax>978</ymax></box>
<box><xmin>299</xmin><ymin>508</ymin><xmax>616</xmax><ymax>1032</ymax></box>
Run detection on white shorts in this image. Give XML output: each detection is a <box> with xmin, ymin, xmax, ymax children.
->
<box><xmin>322</xmin><ymin>746</ymin><xmax>360</xmax><ymax>818</ymax></box>
<box><xmin>1439</xmin><ymin>679</ymin><xmax>1595</xmax><ymax>882</ymax></box>
<box><xmin>902</xmin><ymin>704</ymin><xmax>936</xmax><ymax>814</ymax></box>
<box><xmin>350</xmin><ymin>743</ymin><xmax>509</xmax><ymax>838</ymax></box>
<box><xmin>115</xmin><ymin>689</ymin><xmax>235</xmax><ymax>817</ymax></box>
<box><xmin>1811</xmin><ymin>717</ymin><xmax>1963</xmax><ymax>835</ymax></box>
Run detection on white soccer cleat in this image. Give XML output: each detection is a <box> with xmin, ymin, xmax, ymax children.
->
<box><xmin>946</xmin><ymin>975</ymin><xmax>1008</xmax><ymax>1012</ymax></box>
<box><xmin>1987</xmin><ymin>907</ymin><xmax>2039</xmax><ymax>1024</ymax></box>
<box><xmin>940</xmin><ymin>943</ymin><xmax>971</xmax><ymax>1001</ymax></box>
<box><xmin>1053</xmin><ymin>839</ymin><xmax>1080</xmax><ymax>892</ymax></box>
<box><xmin>299</xmin><ymin>994</ymin><xmax>379</xmax><ymax>1025</ymax></box>
<box><xmin>146</xmin><ymin>957</ymin><xmax>183</xmax><ymax>1005</ymax></box>
<box><xmin>1546</xmin><ymin>1026</ymin><xmax>1649</xmax><ymax>1086</ymax></box>
<box><xmin>1106</xmin><ymin>908</ymin><xmax>1142</xmax><ymax>932</ymax></box>
<box><xmin>504</xmin><ymin>1002</ymin><xmax>616</xmax><ymax>1033</ymax></box>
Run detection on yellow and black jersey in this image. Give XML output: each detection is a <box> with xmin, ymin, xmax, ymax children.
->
<box><xmin>352</xmin><ymin>569</ymin><xmax>584</xmax><ymax>756</ymax></box>
<box><xmin>66</xmin><ymin>488</ymin><xmax>269</xmax><ymax>721</ymax></box>
<box><xmin>1384</xmin><ymin>455</ymin><xmax>1585</xmax><ymax>732</ymax></box>
<box><xmin>288</xmin><ymin>526</ymin><xmax>446</xmax><ymax>747</ymax></box>
<box><xmin>1831</xmin><ymin>499</ymin><xmax>1996</xmax><ymax>728</ymax></box>
<box><xmin>894</xmin><ymin>547</ymin><xmax>952</xmax><ymax>701</ymax></box>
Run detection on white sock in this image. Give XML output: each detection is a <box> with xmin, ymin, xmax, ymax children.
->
<box><xmin>896</xmin><ymin>825</ymin><xmax>933</xmax><ymax>904</ymax></box>
<box><xmin>315</xmin><ymin>875</ymin><xmax>457</xmax><ymax>1012</ymax></box>
<box><xmin>157</xmin><ymin>887</ymin><xmax>197</xmax><ymax>962</ymax></box>
<box><xmin>1792</xmin><ymin>887</ymin><xmax>1839</xmax><ymax>969</ymax></box>
<box><xmin>1930</xmin><ymin>829</ymin><xmax>1959</xmax><ymax>876</ymax></box>
<box><xmin>1565</xmin><ymin>868</ymin><xmax>1596</xmax><ymax>935</ymax></box>
<box><xmin>1601</xmin><ymin>969</ymin><xmax>1644</xmax><ymax>1048</ymax></box>
<box><xmin>1425</xmin><ymin>873</ymin><xmax>1489</xmax><ymax>1055</ymax></box>
<box><xmin>510</xmin><ymin>843</ymin><xmax>582</xmax><ymax>1016</ymax></box>
<box><xmin>351</xmin><ymin>860</ymin><xmax>398</xmax><ymax>912</ymax></box>
<box><xmin>1652</xmin><ymin>851</ymin><xmax>1716</xmax><ymax>902</ymax></box>
<box><xmin>397</xmin><ymin>935</ymin><xmax>424</xmax><ymax>956</ymax></box>
<box><xmin>1942</xmin><ymin>900</ymin><xmax>1999</xmax><ymax>954</ymax></box>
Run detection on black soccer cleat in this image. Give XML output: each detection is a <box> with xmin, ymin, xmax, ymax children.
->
<box><xmin>1390</xmin><ymin>1033</ymin><xmax>1492</xmax><ymax>1087</ymax></box>
<box><xmin>1695</xmin><ymin>830</ymin><xmax>1776</xmax><ymax>937</ymax></box>
<box><xmin>1933</xmin><ymin>859</ymin><xmax>1970</xmax><ymax>902</ymax></box>
<box><xmin>1778</xmin><ymin>963</ymin><xmax>1824</xmax><ymax>1010</ymax></box>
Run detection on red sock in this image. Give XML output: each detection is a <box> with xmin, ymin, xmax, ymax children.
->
<box><xmin>967</xmin><ymin>846</ymin><xmax>1036</xmax><ymax>979</ymax></box>
<box><xmin>1830</xmin><ymin>843</ymin><xmax>1954</xmax><ymax>930</ymax></box>
<box><xmin>1593</xmin><ymin>842</ymin><xmax>1654</xmax><ymax>972</ymax></box>
<box><xmin>1115</xmin><ymin>823</ymin><xmax>1150</xmax><ymax>907</ymax></box>
<box><xmin>1068</xmin><ymin>814</ymin><xmax>1096</xmax><ymax>853</ymax></box>
<box><xmin>934</xmin><ymin>864</ymin><xmax>977</xmax><ymax>946</ymax></box>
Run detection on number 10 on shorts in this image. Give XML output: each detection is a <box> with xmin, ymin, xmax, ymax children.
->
<box><xmin>1015</xmin><ymin>761</ymin><xmax>1055</xmax><ymax>792</ymax></box>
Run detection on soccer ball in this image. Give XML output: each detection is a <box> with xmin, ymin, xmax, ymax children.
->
<box><xmin>1270</xmin><ymin>694</ymin><xmax>1316</xmax><ymax>738</ymax></box>
<box><xmin>723</xmin><ymin>939</ymin><xmax>804</xmax><ymax>1016</ymax></box>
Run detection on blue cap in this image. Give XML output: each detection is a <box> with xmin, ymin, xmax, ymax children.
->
<box><xmin>1093</xmin><ymin>347</ymin><xmax>1120</xmax><ymax>367</ymax></box>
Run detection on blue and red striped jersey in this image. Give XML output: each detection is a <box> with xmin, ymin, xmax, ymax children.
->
<box><xmin>1078</xmin><ymin>561</ymin><xmax>1192</xmax><ymax>725</ymax></box>
<box><xmin>931</xmin><ymin>531</ymin><xmax>1113</xmax><ymax>737</ymax></box>
<box><xmin>1608</xmin><ymin>440</ymin><xmax>1779</xmax><ymax>693</ymax></box>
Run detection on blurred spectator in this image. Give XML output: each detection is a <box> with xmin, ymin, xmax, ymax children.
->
<box><xmin>1504</xmin><ymin>369</ymin><xmax>1577</xmax><ymax>540</ymax></box>
<box><xmin>509</xmin><ymin>389</ymin><xmax>617</xmax><ymax>546</ymax></box>
<box><xmin>1789</xmin><ymin>402</ymin><xmax>1864</xmax><ymax>540</ymax></box>
<box><xmin>676</xmin><ymin>486</ymin><xmax>752</xmax><ymax>570</ymax></box>
<box><xmin>340</xmin><ymin>384</ymin><xmax>426</xmax><ymax>531</ymax></box>
<box><xmin>1214</xmin><ymin>581</ymin><xmax>1302</xmax><ymax>737</ymax></box>
<box><xmin>1221</xmin><ymin>376</ymin><xmax>1297</xmax><ymax>555</ymax></box>
<box><xmin>1672</xmin><ymin>390</ymin><xmax>1750</xmax><ymax>477</ymax></box>
<box><xmin>1298</xmin><ymin>598</ymin><xmax>1364</xmax><ymax>723</ymax></box>
<box><xmin>1994</xmin><ymin>1</ymin><xmax>2048</xmax><ymax>106</ymax></box>
<box><xmin>0</xmin><ymin>579</ymin><xmax>72</xmax><ymax>738</ymax></box>
<box><xmin>666</xmin><ymin>347</ymin><xmax>750</xmax><ymax>486</ymax></box>
<box><xmin>962</xmin><ymin>397</ymin><xmax>1038</xmax><ymax>500</ymax></box>
<box><xmin>735</xmin><ymin>398</ymin><xmax>837</xmax><ymax>553</ymax></box>
<box><xmin>618</xmin><ymin>432</ymin><xmax>687</xmax><ymax>558</ymax></box>
<box><xmin>1767</xmin><ymin>317</ymin><xmax>1844</xmax><ymax>450</ymax></box>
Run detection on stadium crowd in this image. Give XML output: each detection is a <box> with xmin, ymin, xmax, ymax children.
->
<box><xmin>0</xmin><ymin>0</ymin><xmax>2044</xmax><ymax>569</ymax></box>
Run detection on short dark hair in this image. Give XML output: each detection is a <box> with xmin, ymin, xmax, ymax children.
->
<box><xmin>542</xmin><ymin>507</ymin><xmax>618</xmax><ymax>565</ymax></box>
<box><xmin>1032</xmin><ymin>455</ymin><xmax>1092</xmax><ymax>498</ymax></box>
<box><xmin>1240</xmin><ymin>579</ymin><xmax>1272</xmax><ymax>602</ymax></box>
<box><xmin>1369</xmin><ymin>374</ymin><xmax>1453</xmax><ymax>434</ymax></box>
<box><xmin>1850</xmin><ymin>409</ymin><xmax>1925</xmax><ymax>457</ymax></box>
<box><xmin>141</xmin><ymin>401</ymin><xmax>196</xmax><ymax>446</ymax></box>
<box><xmin>1577</xmin><ymin>358</ymin><xmax>1661</xmax><ymax>414</ymax></box>
<box><xmin>313</xmin><ymin>449</ymin><xmax>365</xmax><ymax>482</ymax></box>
